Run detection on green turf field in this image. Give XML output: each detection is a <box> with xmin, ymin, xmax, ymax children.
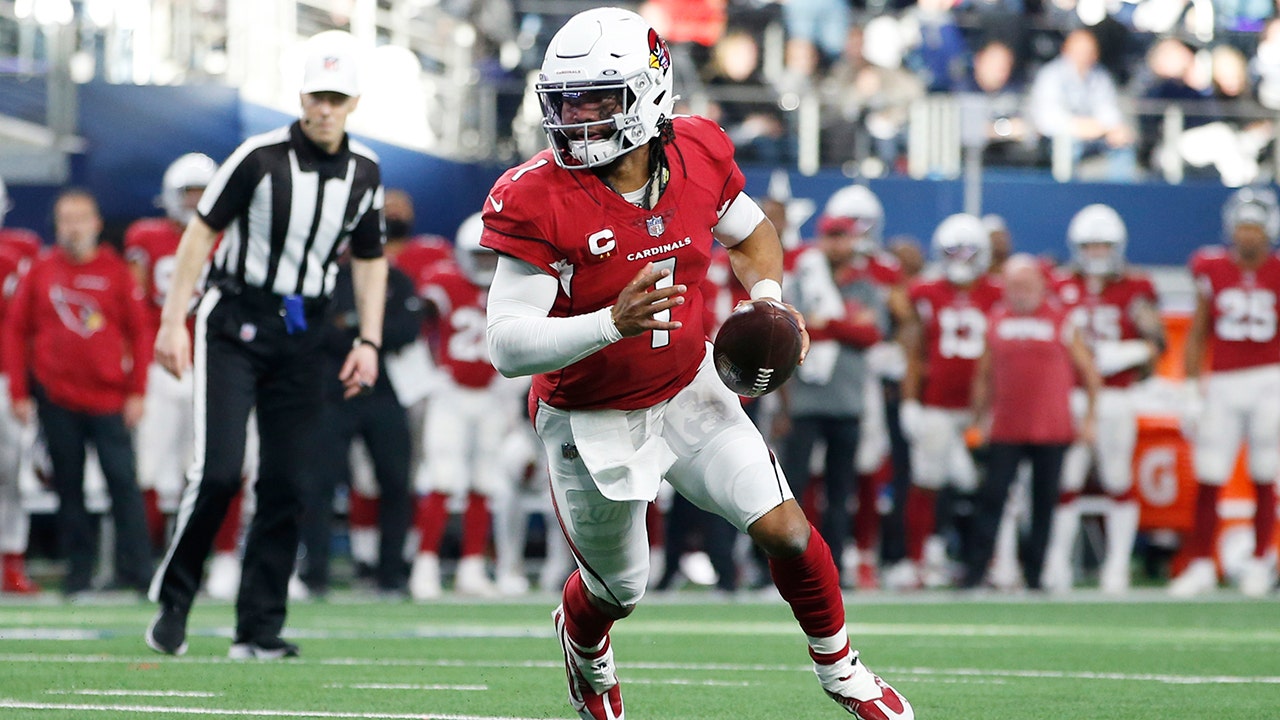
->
<box><xmin>0</xmin><ymin>591</ymin><xmax>1276</xmax><ymax>719</ymax></box>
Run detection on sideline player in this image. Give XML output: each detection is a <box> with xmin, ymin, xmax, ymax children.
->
<box><xmin>482</xmin><ymin>9</ymin><xmax>913</xmax><ymax>719</ymax></box>
<box><xmin>1042</xmin><ymin>204</ymin><xmax>1163</xmax><ymax>594</ymax></box>
<box><xmin>1172</xmin><ymin>187</ymin><xmax>1280</xmax><ymax>598</ymax></box>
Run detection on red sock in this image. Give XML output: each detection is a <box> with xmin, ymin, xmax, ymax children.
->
<box><xmin>905</xmin><ymin>486</ymin><xmax>937</xmax><ymax>562</ymax></box>
<box><xmin>416</xmin><ymin>492</ymin><xmax>449</xmax><ymax>554</ymax></box>
<box><xmin>1254</xmin><ymin>483</ymin><xmax>1277</xmax><ymax>558</ymax></box>
<box><xmin>142</xmin><ymin>488</ymin><xmax>166</xmax><ymax>550</ymax></box>
<box><xmin>348</xmin><ymin>491</ymin><xmax>379</xmax><ymax>529</ymax></box>
<box><xmin>767</xmin><ymin>525</ymin><xmax>845</xmax><ymax>640</ymax></box>
<box><xmin>1187</xmin><ymin>484</ymin><xmax>1220</xmax><ymax>560</ymax></box>
<box><xmin>854</xmin><ymin>466</ymin><xmax>886</xmax><ymax>552</ymax></box>
<box><xmin>561</xmin><ymin>569</ymin><xmax>614</xmax><ymax>649</ymax></box>
<box><xmin>213</xmin><ymin>491</ymin><xmax>243</xmax><ymax>554</ymax></box>
<box><xmin>461</xmin><ymin>492</ymin><xmax>491</xmax><ymax>557</ymax></box>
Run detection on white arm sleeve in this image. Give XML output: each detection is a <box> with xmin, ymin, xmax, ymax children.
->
<box><xmin>713</xmin><ymin>191</ymin><xmax>767</xmax><ymax>247</ymax></box>
<box><xmin>486</xmin><ymin>255</ymin><xmax>623</xmax><ymax>378</ymax></box>
<box><xmin>1093</xmin><ymin>339</ymin><xmax>1153</xmax><ymax>377</ymax></box>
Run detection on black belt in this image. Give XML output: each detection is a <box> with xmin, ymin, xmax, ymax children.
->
<box><xmin>215</xmin><ymin>282</ymin><xmax>329</xmax><ymax>317</ymax></box>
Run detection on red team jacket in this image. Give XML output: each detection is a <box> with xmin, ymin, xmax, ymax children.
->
<box><xmin>3</xmin><ymin>245</ymin><xmax>150</xmax><ymax>414</ymax></box>
<box><xmin>480</xmin><ymin>116</ymin><xmax>743</xmax><ymax>411</ymax></box>
<box><xmin>985</xmin><ymin>299</ymin><xmax>1076</xmax><ymax>445</ymax></box>
<box><xmin>1189</xmin><ymin>247</ymin><xmax>1280</xmax><ymax>372</ymax></box>
<box><xmin>911</xmin><ymin>274</ymin><xmax>1004</xmax><ymax>409</ymax></box>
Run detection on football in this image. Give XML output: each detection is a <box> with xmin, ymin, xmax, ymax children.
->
<box><xmin>713</xmin><ymin>299</ymin><xmax>803</xmax><ymax>397</ymax></box>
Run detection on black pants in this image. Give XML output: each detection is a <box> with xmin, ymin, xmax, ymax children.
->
<box><xmin>151</xmin><ymin>288</ymin><xmax>324</xmax><ymax>644</ymax></box>
<box><xmin>963</xmin><ymin>442</ymin><xmax>1068</xmax><ymax>590</ymax></box>
<box><xmin>878</xmin><ymin>379</ymin><xmax>912</xmax><ymax>565</ymax></box>
<box><xmin>36</xmin><ymin>390</ymin><xmax>152</xmax><ymax>594</ymax></box>
<box><xmin>655</xmin><ymin>493</ymin><xmax>739</xmax><ymax>592</ymax></box>
<box><xmin>780</xmin><ymin>415</ymin><xmax>861</xmax><ymax>580</ymax></box>
<box><xmin>299</xmin><ymin>386</ymin><xmax>411</xmax><ymax>592</ymax></box>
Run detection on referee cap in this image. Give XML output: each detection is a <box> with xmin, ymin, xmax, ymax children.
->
<box><xmin>301</xmin><ymin>31</ymin><xmax>361</xmax><ymax>97</ymax></box>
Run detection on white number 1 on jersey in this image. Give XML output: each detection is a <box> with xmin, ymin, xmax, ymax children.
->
<box><xmin>651</xmin><ymin>258</ymin><xmax>676</xmax><ymax>349</ymax></box>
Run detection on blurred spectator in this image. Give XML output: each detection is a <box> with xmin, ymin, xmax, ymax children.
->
<box><xmin>1255</xmin><ymin>19</ymin><xmax>1280</xmax><ymax>110</ymax></box>
<box><xmin>703</xmin><ymin>30</ymin><xmax>791</xmax><ymax>163</ymax></box>
<box><xmin>2</xmin><ymin>189</ymin><xmax>154</xmax><ymax>597</ymax></box>
<box><xmin>298</xmin><ymin>257</ymin><xmax>421</xmax><ymax>597</ymax></box>
<box><xmin>1028</xmin><ymin>28</ymin><xmax>1138</xmax><ymax>181</ymax></box>
<box><xmin>783</xmin><ymin>0</ymin><xmax>852</xmax><ymax>69</ymax></box>
<box><xmin>820</xmin><ymin>18</ymin><xmax>925</xmax><ymax>173</ymax></box>
<box><xmin>1177</xmin><ymin>44</ymin><xmax>1271</xmax><ymax>186</ymax></box>
<box><xmin>960</xmin><ymin>40</ymin><xmax>1042</xmax><ymax>167</ymax></box>
<box><xmin>1215</xmin><ymin>0</ymin><xmax>1274</xmax><ymax>32</ymax></box>
<box><xmin>641</xmin><ymin>0</ymin><xmax>727</xmax><ymax>48</ymax></box>
<box><xmin>904</xmin><ymin>0</ymin><xmax>971</xmax><ymax>92</ymax></box>
<box><xmin>964</xmin><ymin>254</ymin><xmax>1100</xmax><ymax>590</ymax></box>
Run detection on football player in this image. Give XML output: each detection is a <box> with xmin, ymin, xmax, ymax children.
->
<box><xmin>408</xmin><ymin>212</ymin><xmax>520</xmax><ymax>599</ymax></box>
<box><xmin>1042</xmin><ymin>204</ymin><xmax>1164</xmax><ymax>594</ymax></box>
<box><xmin>1172</xmin><ymin>187</ymin><xmax>1280</xmax><ymax>598</ymax></box>
<box><xmin>482</xmin><ymin>9</ymin><xmax>911</xmax><ymax>720</ymax></box>
<box><xmin>891</xmin><ymin>213</ymin><xmax>1002</xmax><ymax>590</ymax></box>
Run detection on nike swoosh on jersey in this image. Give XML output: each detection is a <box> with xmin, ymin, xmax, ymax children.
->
<box><xmin>489</xmin><ymin>195</ymin><xmax>504</xmax><ymax>213</ymax></box>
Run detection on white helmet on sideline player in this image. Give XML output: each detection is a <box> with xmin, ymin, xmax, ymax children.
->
<box><xmin>1223</xmin><ymin>186</ymin><xmax>1280</xmax><ymax>244</ymax></box>
<box><xmin>536</xmin><ymin>7</ymin><xmax>674</xmax><ymax>169</ymax></box>
<box><xmin>160</xmin><ymin>153</ymin><xmax>217</xmax><ymax>225</ymax></box>
<box><xmin>932</xmin><ymin>213</ymin><xmax>991</xmax><ymax>285</ymax></box>
<box><xmin>455</xmin><ymin>212</ymin><xmax>496</xmax><ymax>287</ymax></box>
<box><xmin>1067</xmin><ymin>204</ymin><xmax>1127</xmax><ymax>277</ymax></box>
<box><xmin>817</xmin><ymin>185</ymin><xmax>884</xmax><ymax>254</ymax></box>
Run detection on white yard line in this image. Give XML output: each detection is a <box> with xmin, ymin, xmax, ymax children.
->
<box><xmin>0</xmin><ymin>700</ymin><xmax>557</xmax><ymax>720</ymax></box>
<box><xmin>46</xmin><ymin>690</ymin><xmax>219</xmax><ymax>698</ymax></box>
<box><xmin>626</xmin><ymin>679</ymin><xmax>752</xmax><ymax>687</ymax></box>
<box><xmin>5</xmin><ymin>652</ymin><xmax>1280</xmax><ymax>686</ymax></box>
<box><xmin>324</xmin><ymin>684</ymin><xmax>487</xmax><ymax>692</ymax></box>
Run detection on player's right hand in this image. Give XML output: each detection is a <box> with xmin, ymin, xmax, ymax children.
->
<box><xmin>611</xmin><ymin>263</ymin><xmax>685</xmax><ymax>338</ymax></box>
<box><xmin>155</xmin><ymin>322</ymin><xmax>192</xmax><ymax>379</ymax></box>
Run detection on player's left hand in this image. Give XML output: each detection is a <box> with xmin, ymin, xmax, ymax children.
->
<box><xmin>340</xmin><ymin>344</ymin><xmax>379</xmax><ymax>399</ymax></box>
<box><xmin>123</xmin><ymin>394</ymin><xmax>146</xmax><ymax>429</ymax></box>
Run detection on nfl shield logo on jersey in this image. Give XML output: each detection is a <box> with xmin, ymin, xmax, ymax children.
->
<box><xmin>646</xmin><ymin>215</ymin><xmax>665</xmax><ymax>237</ymax></box>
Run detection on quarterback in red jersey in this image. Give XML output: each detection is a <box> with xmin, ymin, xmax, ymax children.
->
<box><xmin>1041</xmin><ymin>204</ymin><xmax>1164</xmax><ymax>594</ymax></box>
<box><xmin>892</xmin><ymin>213</ymin><xmax>1002</xmax><ymax>590</ymax></box>
<box><xmin>124</xmin><ymin>154</ymin><xmax>217</xmax><ymax>536</ymax></box>
<box><xmin>1172</xmin><ymin>187</ymin><xmax>1280</xmax><ymax>598</ymax></box>
<box><xmin>0</xmin><ymin>239</ymin><xmax>40</xmax><ymax>594</ymax></box>
<box><xmin>481</xmin><ymin>9</ymin><xmax>911</xmax><ymax>720</ymax></box>
<box><xmin>409</xmin><ymin>212</ymin><xmax>520</xmax><ymax>600</ymax></box>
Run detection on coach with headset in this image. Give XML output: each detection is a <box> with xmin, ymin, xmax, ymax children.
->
<box><xmin>145</xmin><ymin>30</ymin><xmax>388</xmax><ymax>659</ymax></box>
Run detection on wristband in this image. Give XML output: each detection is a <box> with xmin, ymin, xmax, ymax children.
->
<box><xmin>749</xmin><ymin>279</ymin><xmax>783</xmax><ymax>302</ymax></box>
<box><xmin>353</xmin><ymin>337</ymin><xmax>381</xmax><ymax>353</ymax></box>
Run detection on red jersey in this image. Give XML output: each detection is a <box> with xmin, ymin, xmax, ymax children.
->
<box><xmin>911</xmin><ymin>274</ymin><xmax>1003</xmax><ymax>408</ymax></box>
<box><xmin>2</xmin><ymin>246</ymin><xmax>150</xmax><ymax>414</ymax></box>
<box><xmin>390</xmin><ymin>235</ymin><xmax>454</xmax><ymax>294</ymax></box>
<box><xmin>1052</xmin><ymin>269</ymin><xmax>1157</xmax><ymax>387</ymax></box>
<box><xmin>1189</xmin><ymin>248</ymin><xmax>1280</xmax><ymax>372</ymax></box>
<box><xmin>986</xmin><ymin>299</ymin><xmax>1076</xmax><ymax>444</ymax></box>
<box><xmin>420</xmin><ymin>264</ymin><xmax>496</xmax><ymax>389</ymax></box>
<box><xmin>0</xmin><ymin>228</ymin><xmax>42</xmax><ymax>260</ymax></box>
<box><xmin>481</xmin><ymin>116</ymin><xmax>743</xmax><ymax>410</ymax></box>
<box><xmin>0</xmin><ymin>246</ymin><xmax>27</xmax><ymax>365</ymax></box>
<box><xmin>124</xmin><ymin>217</ymin><xmax>183</xmax><ymax>333</ymax></box>
<box><xmin>700</xmin><ymin>247</ymin><xmax>749</xmax><ymax>338</ymax></box>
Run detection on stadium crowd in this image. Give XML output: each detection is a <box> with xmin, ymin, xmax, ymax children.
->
<box><xmin>0</xmin><ymin>161</ymin><xmax>1276</xmax><ymax>603</ymax></box>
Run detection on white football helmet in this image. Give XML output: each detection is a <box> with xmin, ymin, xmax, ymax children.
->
<box><xmin>455</xmin><ymin>211</ymin><xmax>496</xmax><ymax>287</ymax></box>
<box><xmin>1223</xmin><ymin>186</ymin><xmax>1280</xmax><ymax>243</ymax></box>
<box><xmin>1067</xmin><ymin>203</ymin><xmax>1127</xmax><ymax>276</ymax></box>
<box><xmin>932</xmin><ymin>213</ymin><xmax>991</xmax><ymax>285</ymax></box>
<box><xmin>536</xmin><ymin>7</ymin><xmax>674</xmax><ymax>169</ymax></box>
<box><xmin>0</xmin><ymin>175</ymin><xmax>9</xmax><ymax>228</ymax></box>
<box><xmin>160</xmin><ymin>153</ymin><xmax>217</xmax><ymax>225</ymax></box>
<box><xmin>819</xmin><ymin>184</ymin><xmax>884</xmax><ymax>253</ymax></box>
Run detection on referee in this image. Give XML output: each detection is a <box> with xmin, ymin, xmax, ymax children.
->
<box><xmin>145</xmin><ymin>31</ymin><xmax>388</xmax><ymax>659</ymax></box>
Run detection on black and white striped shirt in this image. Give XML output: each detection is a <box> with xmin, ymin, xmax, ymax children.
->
<box><xmin>198</xmin><ymin>122</ymin><xmax>384</xmax><ymax>299</ymax></box>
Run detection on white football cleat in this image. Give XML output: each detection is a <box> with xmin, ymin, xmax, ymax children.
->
<box><xmin>554</xmin><ymin>604</ymin><xmax>623</xmax><ymax>720</ymax></box>
<box><xmin>880</xmin><ymin>561</ymin><xmax>919</xmax><ymax>593</ymax></box>
<box><xmin>204</xmin><ymin>552</ymin><xmax>241</xmax><ymax>601</ymax></box>
<box><xmin>409</xmin><ymin>553</ymin><xmax>442</xmax><ymax>601</ymax></box>
<box><xmin>497</xmin><ymin>572</ymin><xmax>531</xmax><ymax>597</ymax></box>
<box><xmin>454</xmin><ymin>556</ymin><xmax>497</xmax><ymax>597</ymax></box>
<box><xmin>1169</xmin><ymin>558</ymin><xmax>1218</xmax><ymax>598</ymax></box>
<box><xmin>815</xmin><ymin>649</ymin><xmax>914</xmax><ymax>720</ymax></box>
<box><xmin>1238</xmin><ymin>554</ymin><xmax>1277</xmax><ymax>598</ymax></box>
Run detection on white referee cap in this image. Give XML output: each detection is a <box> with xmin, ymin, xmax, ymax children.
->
<box><xmin>301</xmin><ymin>31</ymin><xmax>361</xmax><ymax>97</ymax></box>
